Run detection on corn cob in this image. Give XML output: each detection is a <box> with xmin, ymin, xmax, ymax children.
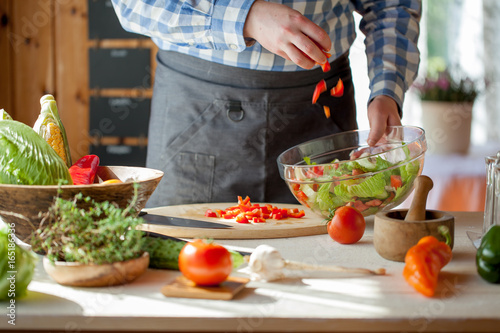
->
<box><xmin>33</xmin><ymin>95</ymin><xmax>72</xmax><ymax>167</ymax></box>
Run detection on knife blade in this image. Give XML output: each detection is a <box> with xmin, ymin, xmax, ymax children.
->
<box><xmin>142</xmin><ymin>213</ymin><xmax>233</xmax><ymax>229</ymax></box>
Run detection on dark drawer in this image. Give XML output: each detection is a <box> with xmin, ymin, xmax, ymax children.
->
<box><xmin>89</xmin><ymin>48</ymin><xmax>151</xmax><ymax>89</ymax></box>
<box><xmin>89</xmin><ymin>97</ymin><xmax>150</xmax><ymax>137</ymax></box>
<box><xmin>89</xmin><ymin>145</ymin><xmax>147</xmax><ymax>167</ymax></box>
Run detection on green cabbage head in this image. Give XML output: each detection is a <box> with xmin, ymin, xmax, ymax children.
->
<box><xmin>0</xmin><ymin>120</ymin><xmax>73</xmax><ymax>185</ymax></box>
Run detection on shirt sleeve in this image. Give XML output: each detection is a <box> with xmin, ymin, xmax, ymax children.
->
<box><xmin>110</xmin><ymin>0</ymin><xmax>255</xmax><ymax>52</ymax></box>
<box><xmin>352</xmin><ymin>0</ymin><xmax>422</xmax><ymax>110</ymax></box>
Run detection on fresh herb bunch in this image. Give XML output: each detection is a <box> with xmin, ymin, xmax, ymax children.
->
<box><xmin>31</xmin><ymin>184</ymin><xmax>145</xmax><ymax>265</ymax></box>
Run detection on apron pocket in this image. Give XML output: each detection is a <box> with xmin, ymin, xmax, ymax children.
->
<box><xmin>169</xmin><ymin>152</ymin><xmax>215</xmax><ymax>205</ymax></box>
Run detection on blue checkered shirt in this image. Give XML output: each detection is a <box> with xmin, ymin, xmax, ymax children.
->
<box><xmin>111</xmin><ymin>0</ymin><xmax>421</xmax><ymax>108</ymax></box>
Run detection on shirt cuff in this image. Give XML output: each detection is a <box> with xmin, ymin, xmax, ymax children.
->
<box><xmin>368</xmin><ymin>72</ymin><xmax>406</xmax><ymax>113</ymax></box>
<box><xmin>211</xmin><ymin>0</ymin><xmax>256</xmax><ymax>52</ymax></box>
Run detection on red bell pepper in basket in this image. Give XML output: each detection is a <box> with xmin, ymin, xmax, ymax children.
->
<box><xmin>68</xmin><ymin>154</ymin><xmax>100</xmax><ymax>185</ymax></box>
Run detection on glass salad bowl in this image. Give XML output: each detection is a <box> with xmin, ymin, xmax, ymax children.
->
<box><xmin>277</xmin><ymin>126</ymin><xmax>427</xmax><ymax>219</ymax></box>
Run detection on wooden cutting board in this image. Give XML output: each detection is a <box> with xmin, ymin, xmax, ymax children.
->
<box><xmin>139</xmin><ymin>203</ymin><xmax>328</xmax><ymax>239</ymax></box>
<box><xmin>161</xmin><ymin>275</ymin><xmax>249</xmax><ymax>300</ymax></box>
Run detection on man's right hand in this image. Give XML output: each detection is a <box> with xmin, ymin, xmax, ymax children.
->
<box><xmin>243</xmin><ymin>0</ymin><xmax>331</xmax><ymax>69</ymax></box>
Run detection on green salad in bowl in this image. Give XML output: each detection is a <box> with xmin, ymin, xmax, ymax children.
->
<box><xmin>277</xmin><ymin>126</ymin><xmax>426</xmax><ymax>219</ymax></box>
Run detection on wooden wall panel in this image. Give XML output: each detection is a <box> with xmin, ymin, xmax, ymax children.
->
<box><xmin>54</xmin><ymin>0</ymin><xmax>89</xmax><ymax>160</ymax></box>
<box><xmin>0</xmin><ymin>1</ymin><xmax>12</xmax><ymax>114</ymax></box>
<box><xmin>0</xmin><ymin>0</ymin><xmax>158</xmax><ymax>163</ymax></box>
<box><xmin>10</xmin><ymin>0</ymin><xmax>55</xmax><ymax>126</ymax></box>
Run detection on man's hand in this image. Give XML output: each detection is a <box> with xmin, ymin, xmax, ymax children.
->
<box><xmin>366</xmin><ymin>95</ymin><xmax>402</xmax><ymax>146</ymax></box>
<box><xmin>243</xmin><ymin>0</ymin><xmax>331</xmax><ymax>69</ymax></box>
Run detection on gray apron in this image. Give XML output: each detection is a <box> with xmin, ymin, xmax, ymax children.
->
<box><xmin>146</xmin><ymin>51</ymin><xmax>357</xmax><ymax>207</ymax></box>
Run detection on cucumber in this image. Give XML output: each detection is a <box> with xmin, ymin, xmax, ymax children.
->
<box><xmin>141</xmin><ymin>236</ymin><xmax>244</xmax><ymax>270</ymax></box>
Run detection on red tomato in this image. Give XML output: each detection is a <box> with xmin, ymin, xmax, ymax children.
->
<box><xmin>327</xmin><ymin>206</ymin><xmax>366</xmax><ymax>244</ymax></box>
<box><xmin>178</xmin><ymin>239</ymin><xmax>232</xmax><ymax>286</ymax></box>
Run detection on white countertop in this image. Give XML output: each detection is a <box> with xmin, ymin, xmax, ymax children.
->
<box><xmin>3</xmin><ymin>211</ymin><xmax>499</xmax><ymax>333</ymax></box>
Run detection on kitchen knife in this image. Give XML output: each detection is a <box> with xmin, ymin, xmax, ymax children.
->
<box><xmin>142</xmin><ymin>213</ymin><xmax>234</xmax><ymax>229</ymax></box>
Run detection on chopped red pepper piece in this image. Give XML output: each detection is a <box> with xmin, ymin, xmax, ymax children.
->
<box><xmin>320</xmin><ymin>61</ymin><xmax>331</xmax><ymax>72</ymax></box>
<box><xmin>235</xmin><ymin>213</ymin><xmax>250</xmax><ymax>224</ymax></box>
<box><xmin>295</xmin><ymin>190</ymin><xmax>309</xmax><ymax>204</ymax></box>
<box><xmin>68</xmin><ymin>154</ymin><xmax>100</xmax><ymax>185</ymax></box>
<box><xmin>391</xmin><ymin>175</ymin><xmax>403</xmax><ymax>189</ymax></box>
<box><xmin>288</xmin><ymin>210</ymin><xmax>305</xmax><ymax>218</ymax></box>
<box><xmin>323</xmin><ymin>105</ymin><xmax>331</xmax><ymax>118</ymax></box>
<box><xmin>204</xmin><ymin>209</ymin><xmax>217</xmax><ymax>218</ymax></box>
<box><xmin>331</xmin><ymin>78</ymin><xmax>344</xmax><ymax>97</ymax></box>
<box><xmin>204</xmin><ymin>196</ymin><xmax>306</xmax><ymax>223</ymax></box>
<box><xmin>251</xmin><ymin>217</ymin><xmax>266</xmax><ymax>223</ymax></box>
<box><xmin>312</xmin><ymin>79</ymin><xmax>327</xmax><ymax>104</ymax></box>
<box><xmin>365</xmin><ymin>199</ymin><xmax>383</xmax><ymax>207</ymax></box>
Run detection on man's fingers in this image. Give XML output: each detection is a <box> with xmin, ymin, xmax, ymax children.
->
<box><xmin>367</xmin><ymin>122</ymin><xmax>386</xmax><ymax>147</ymax></box>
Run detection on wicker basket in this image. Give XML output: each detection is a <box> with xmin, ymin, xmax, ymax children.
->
<box><xmin>0</xmin><ymin>166</ymin><xmax>163</xmax><ymax>243</ymax></box>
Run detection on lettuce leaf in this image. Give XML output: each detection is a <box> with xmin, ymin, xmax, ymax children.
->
<box><xmin>317</xmin><ymin>183</ymin><xmax>345</xmax><ymax>211</ymax></box>
<box><xmin>400</xmin><ymin>160</ymin><xmax>421</xmax><ymax>184</ymax></box>
<box><xmin>335</xmin><ymin>173</ymin><xmax>388</xmax><ymax>199</ymax></box>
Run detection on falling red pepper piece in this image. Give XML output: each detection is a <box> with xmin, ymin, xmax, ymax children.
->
<box><xmin>68</xmin><ymin>154</ymin><xmax>100</xmax><ymax>185</ymax></box>
<box><xmin>331</xmin><ymin>78</ymin><xmax>344</xmax><ymax>97</ymax></box>
<box><xmin>323</xmin><ymin>105</ymin><xmax>331</xmax><ymax>118</ymax></box>
<box><xmin>312</xmin><ymin>79</ymin><xmax>327</xmax><ymax>104</ymax></box>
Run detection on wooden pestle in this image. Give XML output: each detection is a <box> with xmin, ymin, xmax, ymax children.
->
<box><xmin>404</xmin><ymin>175</ymin><xmax>434</xmax><ymax>221</ymax></box>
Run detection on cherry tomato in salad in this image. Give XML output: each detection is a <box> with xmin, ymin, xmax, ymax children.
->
<box><xmin>327</xmin><ymin>206</ymin><xmax>366</xmax><ymax>244</ymax></box>
<box><xmin>178</xmin><ymin>239</ymin><xmax>232</xmax><ymax>286</ymax></box>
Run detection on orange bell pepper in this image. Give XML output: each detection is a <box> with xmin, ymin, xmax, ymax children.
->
<box><xmin>403</xmin><ymin>227</ymin><xmax>452</xmax><ymax>297</ymax></box>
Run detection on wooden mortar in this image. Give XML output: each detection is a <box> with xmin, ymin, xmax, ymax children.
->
<box><xmin>373</xmin><ymin>175</ymin><xmax>455</xmax><ymax>262</ymax></box>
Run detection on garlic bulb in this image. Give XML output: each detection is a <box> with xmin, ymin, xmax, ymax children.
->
<box><xmin>245</xmin><ymin>244</ymin><xmax>386</xmax><ymax>282</ymax></box>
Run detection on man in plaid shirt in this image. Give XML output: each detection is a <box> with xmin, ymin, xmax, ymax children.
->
<box><xmin>111</xmin><ymin>0</ymin><xmax>421</xmax><ymax>206</ymax></box>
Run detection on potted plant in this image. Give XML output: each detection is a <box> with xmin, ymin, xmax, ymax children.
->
<box><xmin>30</xmin><ymin>185</ymin><xmax>150</xmax><ymax>287</ymax></box>
<box><xmin>413</xmin><ymin>59</ymin><xmax>482</xmax><ymax>154</ymax></box>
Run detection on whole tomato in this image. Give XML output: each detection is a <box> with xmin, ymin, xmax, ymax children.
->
<box><xmin>327</xmin><ymin>206</ymin><xmax>366</xmax><ymax>244</ymax></box>
<box><xmin>178</xmin><ymin>239</ymin><xmax>232</xmax><ymax>286</ymax></box>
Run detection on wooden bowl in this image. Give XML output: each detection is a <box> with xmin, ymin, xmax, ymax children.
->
<box><xmin>373</xmin><ymin>209</ymin><xmax>455</xmax><ymax>262</ymax></box>
<box><xmin>43</xmin><ymin>252</ymin><xmax>150</xmax><ymax>287</ymax></box>
<box><xmin>0</xmin><ymin>166</ymin><xmax>163</xmax><ymax>242</ymax></box>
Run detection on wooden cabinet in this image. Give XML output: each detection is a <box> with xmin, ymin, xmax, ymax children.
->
<box><xmin>0</xmin><ymin>0</ymin><xmax>156</xmax><ymax>165</ymax></box>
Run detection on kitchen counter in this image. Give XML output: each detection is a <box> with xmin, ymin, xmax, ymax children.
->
<box><xmin>3</xmin><ymin>211</ymin><xmax>499</xmax><ymax>333</ymax></box>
